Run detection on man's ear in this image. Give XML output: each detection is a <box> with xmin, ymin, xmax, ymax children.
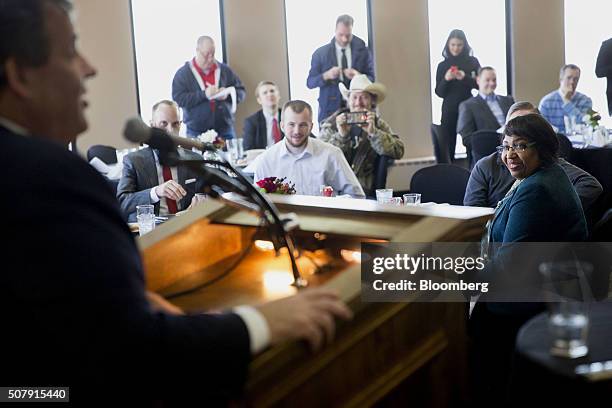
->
<box><xmin>3</xmin><ymin>58</ymin><xmax>33</xmax><ymax>98</ymax></box>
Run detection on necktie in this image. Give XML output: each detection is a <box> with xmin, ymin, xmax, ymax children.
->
<box><xmin>341</xmin><ymin>48</ymin><xmax>350</xmax><ymax>88</ymax></box>
<box><xmin>162</xmin><ymin>165</ymin><xmax>178</xmax><ymax>214</ymax></box>
<box><xmin>272</xmin><ymin>117</ymin><xmax>282</xmax><ymax>143</ymax></box>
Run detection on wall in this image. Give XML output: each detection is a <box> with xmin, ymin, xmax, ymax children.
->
<box><xmin>73</xmin><ymin>0</ymin><xmax>139</xmax><ymax>154</ymax></box>
<box><xmin>223</xmin><ymin>0</ymin><xmax>290</xmax><ymax>137</ymax></box>
<box><xmin>510</xmin><ymin>0</ymin><xmax>565</xmax><ymax>104</ymax></box>
<box><xmin>73</xmin><ymin>0</ymin><xmax>566</xmax><ymax>159</ymax></box>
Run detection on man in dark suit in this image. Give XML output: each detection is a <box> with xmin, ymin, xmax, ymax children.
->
<box><xmin>596</xmin><ymin>37</ymin><xmax>612</xmax><ymax>116</ymax></box>
<box><xmin>0</xmin><ymin>0</ymin><xmax>352</xmax><ymax>404</ymax></box>
<box><xmin>307</xmin><ymin>14</ymin><xmax>375</xmax><ymax>123</ymax></box>
<box><xmin>242</xmin><ymin>80</ymin><xmax>283</xmax><ymax>151</ymax></box>
<box><xmin>117</xmin><ymin>100</ymin><xmax>203</xmax><ymax>222</ymax></box>
<box><xmin>457</xmin><ymin>66</ymin><xmax>514</xmax><ymax>160</ymax></box>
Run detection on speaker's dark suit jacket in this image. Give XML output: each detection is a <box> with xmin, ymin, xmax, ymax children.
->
<box><xmin>117</xmin><ymin>147</ymin><xmax>202</xmax><ymax>222</ymax></box>
<box><xmin>596</xmin><ymin>38</ymin><xmax>612</xmax><ymax>116</ymax></box>
<box><xmin>0</xmin><ymin>126</ymin><xmax>250</xmax><ymax>404</ymax></box>
<box><xmin>242</xmin><ymin>108</ymin><xmax>283</xmax><ymax>151</ymax></box>
<box><xmin>457</xmin><ymin>94</ymin><xmax>515</xmax><ymax>147</ymax></box>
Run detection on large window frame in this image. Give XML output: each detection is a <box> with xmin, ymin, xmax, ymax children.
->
<box><xmin>129</xmin><ymin>0</ymin><xmax>225</xmax><ymax>126</ymax></box>
<box><xmin>283</xmin><ymin>0</ymin><xmax>372</xmax><ymax>132</ymax></box>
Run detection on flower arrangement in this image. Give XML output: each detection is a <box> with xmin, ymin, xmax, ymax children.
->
<box><xmin>582</xmin><ymin>108</ymin><xmax>602</xmax><ymax>130</ymax></box>
<box><xmin>198</xmin><ymin>129</ymin><xmax>225</xmax><ymax>150</ymax></box>
<box><xmin>256</xmin><ymin>177</ymin><xmax>296</xmax><ymax>195</ymax></box>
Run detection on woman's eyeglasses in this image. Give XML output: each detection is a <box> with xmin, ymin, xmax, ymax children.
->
<box><xmin>495</xmin><ymin>142</ymin><xmax>537</xmax><ymax>154</ymax></box>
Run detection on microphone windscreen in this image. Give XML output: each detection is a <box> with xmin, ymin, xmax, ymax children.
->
<box><xmin>123</xmin><ymin>117</ymin><xmax>151</xmax><ymax>144</ymax></box>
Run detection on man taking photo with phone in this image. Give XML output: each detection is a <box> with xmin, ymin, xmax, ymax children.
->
<box><xmin>319</xmin><ymin>74</ymin><xmax>404</xmax><ymax>197</ymax></box>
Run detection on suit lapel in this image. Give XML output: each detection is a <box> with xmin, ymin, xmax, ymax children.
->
<box><xmin>257</xmin><ymin>110</ymin><xmax>267</xmax><ymax>147</ymax></box>
<box><xmin>475</xmin><ymin>96</ymin><xmax>500</xmax><ymax>128</ymax></box>
<box><xmin>143</xmin><ymin>148</ymin><xmax>159</xmax><ymax>188</ymax></box>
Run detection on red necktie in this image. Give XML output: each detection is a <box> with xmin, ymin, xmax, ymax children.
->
<box><xmin>162</xmin><ymin>165</ymin><xmax>178</xmax><ymax>214</ymax></box>
<box><xmin>272</xmin><ymin>117</ymin><xmax>282</xmax><ymax>143</ymax></box>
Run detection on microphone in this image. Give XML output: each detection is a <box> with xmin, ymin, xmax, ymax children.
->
<box><xmin>123</xmin><ymin>117</ymin><xmax>216</xmax><ymax>152</ymax></box>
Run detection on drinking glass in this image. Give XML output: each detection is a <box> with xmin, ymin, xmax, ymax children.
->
<box><xmin>375</xmin><ymin>189</ymin><xmax>393</xmax><ymax>204</ymax></box>
<box><xmin>403</xmin><ymin>193</ymin><xmax>422</xmax><ymax>205</ymax></box>
<box><xmin>136</xmin><ymin>204</ymin><xmax>155</xmax><ymax>236</ymax></box>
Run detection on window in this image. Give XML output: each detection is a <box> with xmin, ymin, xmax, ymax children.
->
<box><xmin>428</xmin><ymin>0</ymin><xmax>507</xmax><ymax>153</ymax></box>
<box><xmin>130</xmin><ymin>0</ymin><xmax>224</xmax><ymax>126</ymax></box>
<box><xmin>284</xmin><ymin>0</ymin><xmax>370</xmax><ymax>132</ymax></box>
<box><xmin>565</xmin><ymin>0</ymin><xmax>612</xmax><ymax>128</ymax></box>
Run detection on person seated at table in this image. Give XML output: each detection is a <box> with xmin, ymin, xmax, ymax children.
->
<box><xmin>457</xmin><ymin>66</ymin><xmax>514</xmax><ymax>163</ymax></box>
<box><xmin>318</xmin><ymin>74</ymin><xmax>403</xmax><ymax>197</ymax></box>
<box><xmin>242</xmin><ymin>80</ymin><xmax>283</xmax><ymax>151</ymax></box>
<box><xmin>539</xmin><ymin>64</ymin><xmax>592</xmax><ymax>134</ymax></box>
<box><xmin>469</xmin><ymin>112</ymin><xmax>588</xmax><ymax>405</ymax></box>
<box><xmin>117</xmin><ymin>100</ymin><xmax>204</xmax><ymax>222</ymax></box>
<box><xmin>464</xmin><ymin>101</ymin><xmax>602</xmax><ymax>210</ymax></box>
<box><xmin>254</xmin><ymin>100</ymin><xmax>365</xmax><ymax>198</ymax></box>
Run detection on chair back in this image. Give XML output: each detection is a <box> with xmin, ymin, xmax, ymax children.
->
<box><xmin>430</xmin><ymin>124</ymin><xmax>450</xmax><ymax>164</ymax></box>
<box><xmin>556</xmin><ymin>133</ymin><xmax>573</xmax><ymax>160</ymax></box>
<box><xmin>370</xmin><ymin>155</ymin><xmax>394</xmax><ymax>196</ymax></box>
<box><xmin>410</xmin><ymin>164</ymin><xmax>471</xmax><ymax>205</ymax></box>
<box><xmin>591</xmin><ymin>209</ymin><xmax>612</xmax><ymax>242</ymax></box>
<box><xmin>87</xmin><ymin>145</ymin><xmax>117</xmax><ymax>164</ymax></box>
<box><xmin>470</xmin><ymin>130</ymin><xmax>501</xmax><ymax>167</ymax></box>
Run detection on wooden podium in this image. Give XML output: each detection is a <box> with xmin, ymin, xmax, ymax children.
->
<box><xmin>137</xmin><ymin>195</ymin><xmax>493</xmax><ymax>407</ymax></box>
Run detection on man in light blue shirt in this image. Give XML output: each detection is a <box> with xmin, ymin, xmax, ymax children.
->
<box><xmin>539</xmin><ymin>64</ymin><xmax>592</xmax><ymax>134</ymax></box>
<box><xmin>255</xmin><ymin>100</ymin><xmax>365</xmax><ymax>198</ymax></box>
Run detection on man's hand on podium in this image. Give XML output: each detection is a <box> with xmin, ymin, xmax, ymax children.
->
<box><xmin>256</xmin><ymin>288</ymin><xmax>353</xmax><ymax>352</ymax></box>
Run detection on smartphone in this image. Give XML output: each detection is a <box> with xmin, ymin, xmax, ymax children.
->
<box><xmin>345</xmin><ymin>111</ymin><xmax>369</xmax><ymax>125</ymax></box>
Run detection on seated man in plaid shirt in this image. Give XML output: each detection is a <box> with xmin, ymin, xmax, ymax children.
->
<box><xmin>538</xmin><ymin>64</ymin><xmax>592</xmax><ymax>134</ymax></box>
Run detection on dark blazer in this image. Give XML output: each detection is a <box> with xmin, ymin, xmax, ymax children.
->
<box><xmin>116</xmin><ymin>147</ymin><xmax>203</xmax><ymax>222</ymax></box>
<box><xmin>457</xmin><ymin>94</ymin><xmax>515</xmax><ymax>147</ymax></box>
<box><xmin>595</xmin><ymin>38</ymin><xmax>612</xmax><ymax>116</ymax></box>
<box><xmin>0</xmin><ymin>126</ymin><xmax>250</xmax><ymax>404</ymax></box>
<box><xmin>307</xmin><ymin>35</ymin><xmax>375</xmax><ymax>123</ymax></box>
<box><xmin>464</xmin><ymin>153</ymin><xmax>603</xmax><ymax>210</ymax></box>
<box><xmin>242</xmin><ymin>108</ymin><xmax>283</xmax><ymax>151</ymax></box>
<box><xmin>172</xmin><ymin>61</ymin><xmax>246</xmax><ymax>136</ymax></box>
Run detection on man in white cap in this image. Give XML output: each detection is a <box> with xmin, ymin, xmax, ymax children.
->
<box><xmin>319</xmin><ymin>74</ymin><xmax>404</xmax><ymax>197</ymax></box>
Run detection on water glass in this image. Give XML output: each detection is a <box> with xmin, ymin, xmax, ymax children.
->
<box><xmin>136</xmin><ymin>204</ymin><xmax>155</xmax><ymax>236</ymax></box>
<box><xmin>381</xmin><ymin>197</ymin><xmax>402</xmax><ymax>206</ymax></box>
<box><xmin>375</xmin><ymin>188</ymin><xmax>393</xmax><ymax>204</ymax></box>
<box><xmin>539</xmin><ymin>261</ymin><xmax>593</xmax><ymax>358</ymax></box>
<box><xmin>403</xmin><ymin>193</ymin><xmax>422</xmax><ymax>205</ymax></box>
<box><xmin>226</xmin><ymin>138</ymin><xmax>244</xmax><ymax>162</ymax></box>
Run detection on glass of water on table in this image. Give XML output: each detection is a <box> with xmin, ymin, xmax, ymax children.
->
<box><xmin>136</xmin><ymin>204</ymin><xmax>155</xmax><ymax>236</ymax></box>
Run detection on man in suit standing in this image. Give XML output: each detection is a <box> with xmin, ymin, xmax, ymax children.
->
<box><xmin>596</xmin><ymin>37</ymin><xmax>612</xmax><ymax>116</ymax></box>
<box><xmin>0</xmin><ymin>0</ymin><xmax>352</xmax><ymax>403</ymax></box>
<box><xmin>457</xmin><ymin>66</ymin><xmax>514</xmax><ymax>162</ymax></box>
<box><xmin>172</xmin><ymin>36</ymin><xmax>246</xmax><ymax>139</ymax></box>
<box><xmin>242</xmin><ymin>80</ymin><xmax>283</xmax><ymax>151</ymax></box>
<box><xmin>307</xmin><ymin>14</ymin><xmax>375</xmax><ymax>123</ymax></box>
<box><xmin>117</xmin><ymin>100</ymin><xmax>203</xmax><ymax>222</ymax></box>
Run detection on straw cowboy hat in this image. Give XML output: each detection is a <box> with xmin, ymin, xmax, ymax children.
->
<box><xmin>339</xmin><ymin>74</ymin><xmax>387</xmax><ymax>103</ymax></box>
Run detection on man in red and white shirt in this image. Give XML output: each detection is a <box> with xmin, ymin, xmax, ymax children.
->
<box><xmin>172</xmin><ymin>36</ymin><xmax>246</xmax><ymax>140</ymax></box>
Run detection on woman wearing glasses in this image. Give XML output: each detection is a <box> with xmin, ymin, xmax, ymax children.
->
<box><xmin>469</xmin><ymin>113</ymin><xmax>588</xmax><ymax>404</ymax></box>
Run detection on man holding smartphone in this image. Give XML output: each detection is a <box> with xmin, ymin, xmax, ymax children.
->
<box><xmin>319</xmin><ymin>74</ymin><xmax>404</xmax><ymax>197</ymax></box>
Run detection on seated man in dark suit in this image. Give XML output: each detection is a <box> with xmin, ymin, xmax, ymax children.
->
<box><xmin>464</xmin><ymin>101</ymin><xmax>602</xmax><ymax>210</ymax></box>
<box><xmin>117</xmin><ymin>100</ymin><xmax>202</xmax><ymax>222</ymax></box>
<box><xmin>242</xmin><ymin>80</ymin><xmax>283</xmax><ymax>151</ymax></box>
<box><xmin>457</xmin><ymin>66</ymin><xmax>514</xmax><ymax>160</ymax></box>
<box><xmin>0</xmin><ymin>1</ymin><xmax>351</xmax><ymax>404</ymax></box>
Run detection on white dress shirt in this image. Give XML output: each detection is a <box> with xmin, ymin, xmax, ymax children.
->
<box><xmin>254</xmin><ymin>137</ymin><xmax>365</xmax><ymax>198</ymax></box>
<box><xmin>335</xmin><ymin>42</ymin><xmax>352</xmax><ymax>82</ymax></box>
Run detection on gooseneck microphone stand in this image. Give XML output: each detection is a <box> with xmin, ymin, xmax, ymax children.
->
<box><xmin>160</xmin><ymin>149</ymin><xmax>307</xmax><ymax>288</ymax></box>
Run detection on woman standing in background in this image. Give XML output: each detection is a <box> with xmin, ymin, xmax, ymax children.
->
<box><xmin>435</xmin><ymin>29</ymin><xmax>480</xmax><ymax>161</ymax></box>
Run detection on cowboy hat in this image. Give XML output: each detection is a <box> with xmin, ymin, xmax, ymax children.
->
<box><xmin>339</xmin><ymin>74</ymin><xmax>387</xmax><ymax>103</ymax></box>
